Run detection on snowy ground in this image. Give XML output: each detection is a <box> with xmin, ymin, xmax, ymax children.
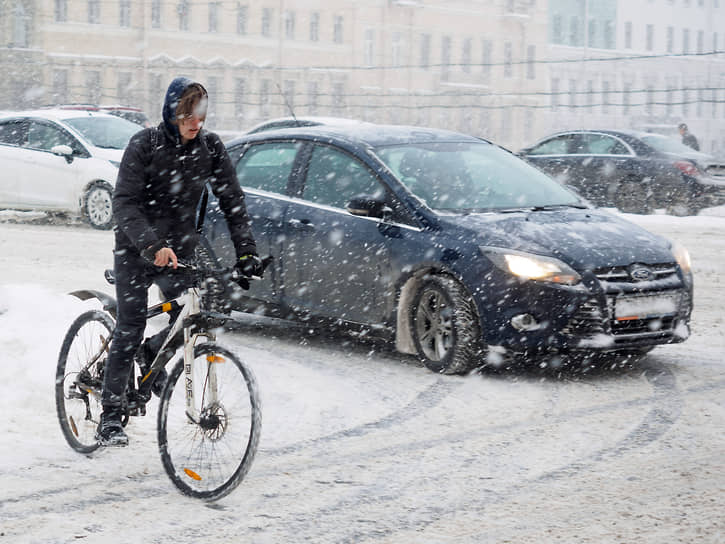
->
<box><xmin>0</xmin><ymin>208</ymin><xmax>724</xmax><ymax>543</ymax></box>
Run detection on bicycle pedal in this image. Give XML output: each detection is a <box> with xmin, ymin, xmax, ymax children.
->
<box><xmin>127</xmin><ymin>404</ymin><xmax>146</xmax><ymax>417</ymax></box>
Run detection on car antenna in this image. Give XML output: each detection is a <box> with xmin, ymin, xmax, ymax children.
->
<box><xmin>275</xmin><ymin>82</ymin><xmax>300</xmax><ymax>127</ymax></box>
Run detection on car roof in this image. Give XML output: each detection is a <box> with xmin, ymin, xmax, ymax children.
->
<box><xmin>231</xmin><ymin>123</ymin><xmax>484</xmax><ymax>148</ymax></box>
<box><xmin>0</xmin><ymin>108</ymin><xmax>122</xmax><ymax>122</ymax></box>
<box><xmin>246</xmin><ymin>116</ymin><xmax>367</xmax><ymax>133</ymax></box>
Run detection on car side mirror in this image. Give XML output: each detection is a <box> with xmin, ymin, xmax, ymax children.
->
<box><xmin>51</xmin><ymin>144</ymin><xmax>74</xmax><ymax>163</ymax></box>
<box><xmin>346</xmin><ymin>195</ymin><xmax>390</xmax><ymax>219</ymax></box>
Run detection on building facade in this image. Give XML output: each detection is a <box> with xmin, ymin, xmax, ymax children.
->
<box><xmin>1</xmin><ymin>0</ymin><xmax>723</xmax><ymax>152</ymax></box>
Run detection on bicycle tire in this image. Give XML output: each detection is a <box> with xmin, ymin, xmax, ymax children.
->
<box><xmin>157</xmin><ymin>342</ymin><xmax>261</xmax><ymax>501</ymax></box>
<box><xmin>56</xmin><ymin>310</ymin><xmax>115</xmax><ymax>454</ymax></box>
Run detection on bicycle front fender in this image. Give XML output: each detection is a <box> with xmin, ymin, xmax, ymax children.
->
<box><xmin>69</xmin><ymin>290</ymin><xmax>117</xmax><ymax>319</ymax></box>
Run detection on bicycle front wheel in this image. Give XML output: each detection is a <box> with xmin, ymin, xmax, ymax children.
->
<box><xmin>157</xmin><ymin>342</ymin><xmax>261</xmax><ymax>501</ymax></box>
<box><xmin>56</xmin><ymin>310</ymin><xmax>115</xmax><ymax>454</ymax></box>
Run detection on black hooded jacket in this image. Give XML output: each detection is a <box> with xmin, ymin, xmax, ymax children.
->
<box><xmin>112</xmin><ymin>77</ymin><xmax>256</xmax><ymax>259</ymax></box>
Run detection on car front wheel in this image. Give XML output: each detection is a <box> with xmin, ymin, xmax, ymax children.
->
<box><xmin>409</xmin><ymin>275</ymin><xmax>482</xmax><ymax>374</ymax></box>
<box><xmin>85</xmin><ymin>185</ymin><xmax>113</xmax><ymax>230</ymax></box>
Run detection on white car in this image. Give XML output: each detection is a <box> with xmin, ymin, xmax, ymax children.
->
<box><xmin>0</xmin><ymin>109</ymin><xmax>141</xmax><ymax>229</ymax></box>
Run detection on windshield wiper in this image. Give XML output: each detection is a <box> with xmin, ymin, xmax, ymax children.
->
<box><xmin>530</xmin><ymin>203</ymin><xmax>588</xmax><ymax>211</ymax></box>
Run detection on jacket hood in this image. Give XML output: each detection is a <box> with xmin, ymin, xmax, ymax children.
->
<box><xmin>162</xmin><ymin>76</ymin><xmax>195</xmax><ymax>142</ymax></box>
<box><xmin>442</xmin><ymin>208</ymin><xmax>675</xmax><ymax>271</ymax></box>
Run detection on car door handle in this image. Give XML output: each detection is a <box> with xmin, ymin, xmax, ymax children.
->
<box><xmin>288</xmin><ymin>218</ymin><xmax>315</xmax><ymax>230</ymax></box>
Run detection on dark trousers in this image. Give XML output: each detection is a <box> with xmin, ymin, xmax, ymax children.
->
<box><xmin>101</xmin><ymin>251</ymin><xmax>187</xmax><ymax>410</ymax></box>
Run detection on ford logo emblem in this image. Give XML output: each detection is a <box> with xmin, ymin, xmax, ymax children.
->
<box><xmin>629</xmin><ymin>265</ymin><xmax>653</xmax><ymax>282</ymax></box>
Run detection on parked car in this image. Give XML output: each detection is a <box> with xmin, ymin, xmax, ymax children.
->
<box><xmin>202</xmin><ymin>124</ymin><xmax>693</xmax><ymax>374</ymax></box>
<box><xmin>246</xmin><ymin>116</ymin><xmax>367</xmax><ymax>134</ymax></box>
<box><xmin>0</xmin><ymin>109</ymin><xmax>141</xmax><ymax>229</ymax></box>
<box><xmin>519</xmin><ymin>129</ymin><xmax>725</xmax><ymax>215</ymax></box>
<box><xmin>47</xmin><ymin>104</ymin><xmax>152</xmax><ymax>128</ymax></box>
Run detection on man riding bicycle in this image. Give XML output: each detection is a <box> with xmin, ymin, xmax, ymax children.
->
<box><xmin>98</xmin><ymin>77</ymin><xmax>263</xmax><ymax>447</ymax></box>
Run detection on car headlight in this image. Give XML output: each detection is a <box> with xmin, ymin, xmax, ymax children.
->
<box><xmin>670</xmin><ymin>241</ymin><xmax>692</xmax><ymax>275</ymax></box>
<box><xmin>108</xmin><ymin>160</ymin><xmax>121</xmax><ymax>168</ymax></box>
<box><xmin>481</xmin><ymin>246</ymin><xmax>581</xmax><ymax>285</ymax></box>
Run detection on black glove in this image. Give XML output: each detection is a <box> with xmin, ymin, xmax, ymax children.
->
<box><xmin>235</xmin><ymin>253</ymin><xmax>264</xmax><ymax>278</ymax></box>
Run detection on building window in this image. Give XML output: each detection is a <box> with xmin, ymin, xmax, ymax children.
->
<box><xmin>283</xmin><ymin>80</ymin><xmax>295</xmax><ymax>110</ymax></box>
<box><xmin>420</xmin><ymin>34</ymin><xmax>431</xmax><ymax>69</ymax></box>
<box><xmin>503</xmin><ymin>42</ymin><xmax>512</xmax><ymax>78</ymax></box>
<box><xmin>332</xmin><ymin>82</ymin><xmax>345</xmax><ymax>114</ymax></box>
<box><xmin>551</xmin><ymin>78</ymin><xmax>559</xmax><ymax>110</ymax></box>
<box><xmin>88</xmin><ymin>0</ymin><xmax>100</xmax><ymax>24</ymax></box>
<box><xmin>52</xmin><ymin>69</ymin><xmax>69</xmax><ymax>104</ymax></box>
<box><xmin>284</xmin><ymin>11</ymin><xmax>295</xmax><ymax>39</ymax></box>
<box><xmin>441</xmin><ymin>35</ymin><xmax>451</xmax><ymax>80</ymax></box>
<box><xmin>86</xmin><ymin>70</ymin><xmax>101</xmax><ymax>103</ymax></box>
<box><xmin>206</xmin><ymin>76</ymin><xmax>218</xmax><ymax>124</ymax></box>
<box><xmin>333</xmin><ymin>15</ymin><xmax>343</xmax><ymax>44</ymax></box>
<box><xmin>55</xmin><ymin>0</ymin><xmax>67</xmax><ymax>22</ymax></box>
<box><xmin>604</xmin><ymin>20</ymin><xmax>614</xmax><ymax>48</ymax></box>
<box><xmin>149</xmin><ymin>73</ymin><xmax>162</xmax><ymax>115</ymax></box>
<box><xmin>151</xmin><ymin>0</ymin><xmax>161</xmax><ymax>28</ymax></box>
<box><xmin>461</xmin><ymin>37</ymin><xmax>472</xmax><ymax>73</ymax></box>
<box><xmin>262</xmin><ymin>8</ymin><xmax>272</xmax><ymax>37</ymax></box>
<box><xmin>260</xmin><ymin>79</ymin><xmax>270</xmax><ymax>117</ymax></box>
<box><xmin>683</xmin><ymin>29</ymin><xmax>690</xmax><ymax>54</ymax></box>
<box><xmin>602</xmin><ymin>81</ymin><xmax>610</xmax><ymax>114</ymax></box>
<box><xmin>117</xmin><ymin>72</ymin><xmax>132</xmax><ymax>104</ymax></box>
<box><xmin>682</xmin><ymin>87</ymin><xmax>689</xmax><ymax>116</ymax></box>
<box><xmin>526</xmin><ymin>45</ymin><xmax>536</xmax><ymax>80</ymax></box>
<box><xmin>623</xmin><ymin>83</ymin><xmax>631</xmax><ymax>114</ymax></box>
<box><xmin>624</xmin><ymin>22</ymin><xmax>632</xmax><ymax>49</ymax></box>
<box><xmin>646</xmin><ymin>24</ymin><xmax>654</xmax><ymax>51</ymax></box>
<box><xmin>392</xmin><ymin>32</ymin><xmax>403</xmax><ymax>68</ymax></box>
<box><xmin>588</xmin><ymin>19</ymin><xmax>597</xmax><ymax>48</ymax></box>
<box><xmin>178</xmin><ymin>1</ymin><xmax>190</xmax><ymax>31</ymax></box>
<box><xmin>586</xmin><ymin>80</ymin><xmax>594</xmax><ymax>109</ymax></box>
<box><xmin>482</xmin><ymin>40</ymin><xmax>492</xmax><ymax>78</ymax></box>
<box><xmin>310</xmin><ymin>12</ymin><xmax>319</xmax><ymax>42</ymax></box>
<box><xmin>235</xmin><ymin>78</ymin><xmax>246</xmax><ymax>123</ymax></box>
<box><xmin>209</xmin><ymin>2</ymin><xmax>220</xmax><ymax>33</ymax></box>
<box><xmin>697</xmin><ymin>88</ymin><xmax>704</xmax><ymax>117</ymax></box>
<box><xmin>647</xmin><ymin>85</ymin><xmax>654</xmax><ymax>114</ymax></box>
<box><xmin>552</xmin><ymin>14</ymin><xmax>563</xmax><ymax>44</ymax></box>
<box><xmin>569</xmin><ymin>15</ymin><xmax>580</xmax><ymax>46</ymax></box>
<box><xmin>714</xmin><ymin>33</ymin><xmax>719</xmax><ymax>52</ymax></box>
<box><xmin>307</xmin><ymin>81</ymin><xmax>319</xmax><ymax>114</ymax></box>
<box><xmin>120</xmin><ymin>0</ymin><xmax>131</xmax><ymax>27</ymax></box>
<box><xmin>569</xmin><ymin>79</ymin><xmax>577</xmax><ymax>109</ymax></box>
<box><xmin>364</xmin><ymin>29</ymin><xmax>375</xmax><ymax>66</ymax></box>
<box><xmin>237</xmin><ymin>4</ymin><xmax>247</xmax><ymax>35</ymax></box>
<box><xmin>13</xmin><ymin>1</ymin><xmax>30</xmax><ymax>46</ymax></box>
<box><xmin>697</xmin><ymin>30</ymin><xmax>704</xmax><ymax>53</ymax></box>
<box><xmin>667</xmin><ymin>26</ymin><xmax>674</xmax><ymax>53</ymax></box>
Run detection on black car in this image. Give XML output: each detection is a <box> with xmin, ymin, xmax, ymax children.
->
<box><xmin>519</xmin><ymin>129</ymin><xmax>725</xmax><ymax>215</ymax></box>
<box><xmin>203</xmin><ymin>124</ymin><xmax>693</xmax><ymax>374</ymax></box>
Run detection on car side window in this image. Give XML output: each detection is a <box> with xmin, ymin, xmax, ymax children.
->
<box><xmin>580</xmin><ymin>134</ymin><xmax>629</xmax><ymax>155</ymax></box>
<box><xmin>26</xmin><ymin>121</ymin><xmax>81</xmax><ymax>153</ymax></box>
<box><xmin>302</xmin><ymin>145</ymin><xmax>384</xmax><ymax>208</ymax></box>
<box><xmin>0</xmin><ymin>120</ymin><xmax>28</xmax><ymax>146</ymax></box>
<box><xmin>528</xmin><ymin>135</ymin><xmax>571</xmax><ymax>155</ymax></box>
<box><xmin>235</xmin><ymin>142</ymin><xmax>301</xmax><ymax>194</ymax></box>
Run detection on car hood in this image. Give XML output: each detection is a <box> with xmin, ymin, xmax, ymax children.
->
<box><xmin>441</xmin><ymin>208</ymin><xmax>675</xmax><ymax>271</ymax></box>
<box><xmin>87</xmin><ymin>146</ymin><xmax>124</xmax><ymax>162</ymax></box>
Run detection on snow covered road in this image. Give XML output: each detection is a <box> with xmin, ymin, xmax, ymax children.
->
<box><xmin>0</xmin><ymin>212</ymin><xmax>723</xmax><ymax>543</ymax></box>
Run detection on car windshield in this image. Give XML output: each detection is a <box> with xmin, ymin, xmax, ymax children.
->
<box><xmin>375</xmin><ymin>141</ymin><xmax>582</xmax><ymax>211</ymax></box>
<box><xmin>640</xmin><ymin>134</ymin><xmax>698</xmax><ymax>154</ymax></box>
<box><xmin>64</xmin><ymin>115</ymin><xmax>141</xmax><ymax>149</ymax></box>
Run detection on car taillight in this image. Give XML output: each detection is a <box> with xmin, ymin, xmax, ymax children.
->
<box><xmin>673</xmin><ymin>160</ymin><xmax>701</xmax><ymax>177</ymax></box>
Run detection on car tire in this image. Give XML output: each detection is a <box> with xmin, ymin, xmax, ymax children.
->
<box><xmin>666</xmin><ymin>189</ymin><xmax>695</xmax><ymax>216</ymax></box>
<box><xmin>409</xmin><ymin>274</ymin><xmax>482</xmax><ymax>374</ymax></box>
<box><xmin>85</xmin><ymin>184</ymin><xmax>113</xmax><ymax>230</ymax></box>
<box><xmin>616</xmin><ymin>178</ymin><xmax>651</xmax><ymax>214</ymax></box>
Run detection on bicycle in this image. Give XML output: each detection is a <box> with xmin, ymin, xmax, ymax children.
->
<box><xmin>55</xmin><ymin>251</ymin><xmax>270</xmax><ymax>501</ymax></box>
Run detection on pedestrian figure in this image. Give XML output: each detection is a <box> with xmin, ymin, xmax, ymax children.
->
<box><xmin>678</xmin><ymin>123</ymin><xmax>700</xmax><ymax>151</ymax></box>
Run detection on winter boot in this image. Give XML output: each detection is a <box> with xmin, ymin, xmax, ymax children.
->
<box><xmin>137</xmin><ymin>339</ymin><xmax>168</xmax><ymax>397</ymax></box>
<box><xmin>95</xmin><ymin>409</ymin><xmax>129</xmax><ymax>447</ymax></box>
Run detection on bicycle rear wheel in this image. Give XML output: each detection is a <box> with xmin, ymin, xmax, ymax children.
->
<box><xmin>157</xmin><ymin>342</ymin><xmax>261</xmax><ymax>501</ymax></box>
<box><xmin>56</xmin><ymin>310</ymin><xmax>115</xmax><ymax>454</ymax></box>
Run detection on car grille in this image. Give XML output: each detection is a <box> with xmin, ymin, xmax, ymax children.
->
<box><xmin>593</xmin><ymin>263</ymin><xmax>678</xmax><ymax>283</ymax></box>
<box><xmin>705</xmin><ymin>164</ymin><xmax>725</xmax><ymax>179</ymax></box>
<box><xmin>562</xmin><ymin>288</ymin><xmax>689</xmax><ymax>347</ymax></box>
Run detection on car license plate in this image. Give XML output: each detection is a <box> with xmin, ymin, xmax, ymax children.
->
<box><xmin>615</xmin><ymin>293</ymin><xmax>680</xmax><ymax>321</ymax></box>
